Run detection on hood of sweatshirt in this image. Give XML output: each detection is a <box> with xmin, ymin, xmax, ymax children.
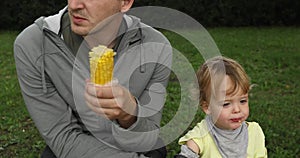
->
<box><xmin>34</xmin><ymin>6</ymin><xmax>146</xmax><ymax>93</ymax></box>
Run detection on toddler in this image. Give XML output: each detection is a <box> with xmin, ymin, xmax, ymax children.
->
<box><xmin>175</xmin><ymin>56</ymin><xmax>267</xmax><ymax>158</ymax></box>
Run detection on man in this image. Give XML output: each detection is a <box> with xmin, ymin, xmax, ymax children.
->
<box><xmin>14</xmin><ymin>0</ymin><xmax>172</xmax><ymax>157</ymax></box>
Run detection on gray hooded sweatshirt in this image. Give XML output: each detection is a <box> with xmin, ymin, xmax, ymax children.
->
<box><xmin>14</xmin><ymin>7</ymin><xmax>172</xmax><ymax>158</ymax></box>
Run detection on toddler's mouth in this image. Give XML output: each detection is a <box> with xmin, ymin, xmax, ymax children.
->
<box><xmin>230</xmin><ymin>118</ymin><xmax>242</xmax><ymax>123</ymax></box>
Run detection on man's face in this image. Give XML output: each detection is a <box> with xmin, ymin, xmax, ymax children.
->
<box><xmin>68</xmin><ymin>0</ymin><xmax>124</xmax><ymax>36</ymax></box>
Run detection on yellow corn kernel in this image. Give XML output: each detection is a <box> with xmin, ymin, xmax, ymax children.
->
<box><xmin>89</xmin><ymin>45</ymin><xmax>116</xmax><ymax>85</ymax></box>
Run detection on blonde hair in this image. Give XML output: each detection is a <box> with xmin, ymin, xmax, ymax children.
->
<box><xmin>197</xmin><ymin>56</ymin><xmax>250</xmax><ymax>107</ymax></box>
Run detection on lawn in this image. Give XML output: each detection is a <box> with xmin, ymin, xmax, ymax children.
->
<box><xmin>0</xmin><ymin>27</ymin><xmax>299</xmax><ymax>158</ymax></box>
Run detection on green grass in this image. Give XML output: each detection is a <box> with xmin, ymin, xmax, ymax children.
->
<box><xmin>1</xmin><ymin>27</ymin><xmax>299</xmax><ymax>157</ymax></box>
<box><xmin>162</xmin><ymin>27</ymin><xmax>300</xmax><ymax>158</ymax></box>
<box><xmin>0</xmin><ymin>31</ymin><xmax>46</xmax><ymax>157</ymax></box>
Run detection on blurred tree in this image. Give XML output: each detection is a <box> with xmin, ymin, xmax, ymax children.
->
<box><xmin>0</xmin><ymin>0</ymin><xmax>299</xmax><ymax>30</ymax></box>
<box><xmin>0</xmin><ymin>0</ymin><xmax>66</xmax><ymax>30</ymax></box>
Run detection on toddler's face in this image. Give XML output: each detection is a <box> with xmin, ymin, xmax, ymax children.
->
<box><xmin>207</xmin><ymin>75</ymin><xmax>249</xmax><ymax>130</ymax></box>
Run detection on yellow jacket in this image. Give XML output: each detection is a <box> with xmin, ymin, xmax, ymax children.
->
<box><xmin>179</xmin><ymin>120</ymin><xmax>267</xmax><ymax>158</ymax></box>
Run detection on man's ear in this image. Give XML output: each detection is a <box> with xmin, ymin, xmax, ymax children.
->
<box><xmin>120</xmin><ymin>0</ymin><xmax>134</xmax><ymax>13</ymax></box>
<box><xmin>202</xmin><ymin>101</ymin><xmax>210</xmax><ymax>114</ymax></box>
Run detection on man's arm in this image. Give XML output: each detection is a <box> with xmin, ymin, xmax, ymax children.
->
<box><xmin>111</xmin><ymin>41</ymin><xmax>173</xmax><ymax>152</ymax></box>
<box><xmin>14</xmin><ymin>29</ymin><xmax>146</xmax><ymax>158</ymax></box>
<box><xmin>84</xmin><ymin>39</ymin><xmax>172</xmax><ymax>152</ymax></box>
<box><xmin>85</xmin><ymin>80</ymin><xmax>138</xmax><ymax>129</ymax></box>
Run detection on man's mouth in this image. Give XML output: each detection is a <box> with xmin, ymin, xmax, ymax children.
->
<box><xmin>72</xmin><ymin>15</ymin><xmax>87</xmax><ymax>24</ymax></box>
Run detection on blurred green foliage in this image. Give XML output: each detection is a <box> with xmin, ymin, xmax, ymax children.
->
<box><xmin>0</xmin><ymin>0</ymin><xmax>299</xmax><ymax>30</ymax></box>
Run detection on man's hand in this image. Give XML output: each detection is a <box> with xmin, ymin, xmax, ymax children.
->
<box><xmin>84</xmin><ymin>80</ymin><xmax>137</xmax><ymax>128</ymax></box>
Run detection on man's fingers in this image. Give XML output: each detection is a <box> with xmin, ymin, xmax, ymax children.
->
<box><xmin>85</xmin><ymin>101</ymin><xmax>103</xmax><ymax>115</ymax></box>
<box><xmin>84</xmin><ymin>91</ymin><xmax>99</xmax><ymax>106</ymax></box>
<box><xmin>86</xmin><ymin>83</ymin><xmax>117</xmax><ymax>98</ymax></box>
<box><xmin>85</xmin><ymin>91</ymin><xmax>118</xmax><ymax>108</ymax></box>
<box><xmin>86</xmin><ymin>101</ymin><xmax>121</xmax><ymax>120</ymax></box>
<box><xmin>85</xmin><ymin>83</ymin><xmax>97</xmax><ymax>96</ymax></box>
<box><xmin>84</xmin><ymin>80</ymin><xmax>134</xmax><ymax>121</ymax></box>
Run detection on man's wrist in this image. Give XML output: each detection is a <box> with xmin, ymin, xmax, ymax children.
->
<box><xmin>117</xmin><ymin>114</ymin><xmax>137</xmax><ymax>129</ymax></box>
<box><xmin>117</xmin><ymin>95</ymin><xmax>138</xmax><ymax>128</ymax></box>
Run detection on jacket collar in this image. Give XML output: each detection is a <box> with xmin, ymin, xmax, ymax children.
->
<box><xmin>43</xmin><ymin>6</ymin><xmax>68</xmax><ymax>34</ymax></box>
<box><xmin>40</xmin><ymin>6</ymin><xmax>140</xmax><ymax>36</ymax></box>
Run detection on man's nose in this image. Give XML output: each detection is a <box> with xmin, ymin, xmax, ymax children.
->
<box><xmin>68</xmin><ymin>0</ymin><xmax>84</xmax><ymax>10</ymax></box>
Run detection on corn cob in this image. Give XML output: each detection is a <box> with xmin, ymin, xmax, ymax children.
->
<box><xmin>89</xmin><ymin>45</ymin><xmax>116</xmax><ymax>85</ymax></box>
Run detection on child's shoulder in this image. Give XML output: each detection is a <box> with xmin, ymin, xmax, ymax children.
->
<box><xmin>186</xmin><ymin>119</ymin><xmax>209</xmax><ymax>137</ymax></box>
<box><xmin>178</xmin><ymin>119</ymin><xmax>209</xmax><ymax>144</ymax></box>
<box><xmin>246</xmin><ymin>121</ymin><xmax>262</xmax><ymax>128</ymax></box>
<box><xmin>246</xmin><ymin>121</ymin><xmax>267</xmax><ymax>157</ymax></box>
<box><xmin>192</xmin><ymin>119</ymin><xmax>210</xmax><ymax>135</ymax></box>
<box><xmin>246</xmin><ymin>121</ymin><xmax>265</xmax><ymax>135</ymax></box>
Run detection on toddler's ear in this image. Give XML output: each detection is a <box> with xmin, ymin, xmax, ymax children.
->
<box><xmin>202</xmin><ymin>101</ymin><xmax>210</xmax><ymax>114</ymax></box>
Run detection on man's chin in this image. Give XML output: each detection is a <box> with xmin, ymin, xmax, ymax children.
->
<box><xmin>71</xmin><ymin>25</ymin><xmax>90</xmax><ymax>36</ymax></box>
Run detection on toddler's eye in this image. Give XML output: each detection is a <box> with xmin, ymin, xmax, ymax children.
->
<box><xmin>240</xmin><ymin>99</ymin><xmax>248</xmax><ymax>104</ymax></box>
<box><xmin>223</xmin><ymin>102</ymin><xmax>230</xmax><ymax>107</ymax></box>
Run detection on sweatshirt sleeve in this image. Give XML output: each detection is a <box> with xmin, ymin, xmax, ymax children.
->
<box><xmin>111</xmin><ymin>39</ymin><xmax>172</xmax><ymax>152</ymax></box>
<box><xmin>14</xmin><ymin>27</ymin><xmax>147</xmax><ymax>158</ymax></box>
